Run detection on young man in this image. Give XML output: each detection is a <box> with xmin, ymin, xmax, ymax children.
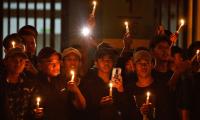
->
<box><xmin>150</xmin><ymin>35</ymin><xmax>189</xmax><ymax>120</ymax></box>
<box><xmin>61</xmin><ymin>47</ymin><xmax>86</xmax><ymax>120</ymax></box>
<box><xmin>35</xmin><ymin>47</ymin><xmax>85</xmax><ymax>120</ymax></box>
<box><xmin>0</xmin><ymin>48</ymin><xmax>35</xmax><ymax>119</ymax></box>
<box><xmin>124</xmin><ymin>50</ymin><xmax>156</xmax><ymax>120</ymax></box>
<box><xmin>80</xmin><ymin>43</ymin><xmax>128</xmax><ymax>120</ymax></box>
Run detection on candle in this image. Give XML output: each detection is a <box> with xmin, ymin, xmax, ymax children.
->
<box><xmin>11</xmin><ymin>41</ymin><xmax>16</xmax><ymax>48</ymax></box>
<box><xmin>91</xmin><ymin>1</ymin><xmax>97</xmax><ymax>16</ymax></box>
<box><xmin>176</xmin><ymin>19</ymin><xmax>185</xmax><ymax>33</ymax></box>
<box><xmin>36</xmin><ymin>97</ymin><xmax>41</xmax><ymax>108</ymax></box>
<box><xmin>70</xmin><ymin>70</ymin><xmax>75</xmax><ymax>82</ymax></box>
<box><xmin>191</xmin><ymin>49</ymin><xmax>200</xmax><ymax>62</ymax></box>
<box><xmin>124</xmin><ymin>21</ymin><xmax>129</xmax><ymax>33</ymax></box>
<box><xmin>146</xmin><ymin>91</ymin><xmax>150</xmax><ymax>104</ymax></box>
<box><xmin>109</xmin><ymin>82</ymin><xmax>113</xmax><ymax>96</ymax></box>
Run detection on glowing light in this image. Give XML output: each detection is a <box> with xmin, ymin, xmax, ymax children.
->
<box><xmin>81</xmin><ymin>27</ymin><xmax>91</xmax><ymax>37</ymax></box>
<box><xmin>109</xmin><ymin>82</ymin><xmax>113</xmax><ymax>96</ymax></box>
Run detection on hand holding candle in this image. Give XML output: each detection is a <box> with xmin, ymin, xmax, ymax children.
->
<box><xmin>109</xmin><ymin>82</ymin><xmax>113</xmax><ymax>97</ymax></box>
<box><xmin>124</xmin><ymin>21</ymin><xmax>129</xmax><ymax>33</ymax></box>
<box><xmin>91</xmin><ymin>1</ymin><xmax>97</xmax><ymax>16</ymax></box>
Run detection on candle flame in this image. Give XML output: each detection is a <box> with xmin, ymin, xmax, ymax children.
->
<box><xmin>11</xmin><ymin>41</ymin><xmax>16</xmax><ymax>48</ymax></box>
<box><xmin>109</xmin><ymin>82</ymin><xmax>113</xmax><ymax>88</ymax></box>
<box><xmin>36</xmin><ymin>97</ymin><xmax>41</xmax><ymax>103</ymax></box>
<box><xmin>81</xmin><ymin>27</ymin><xmax>91</xmax><ymax>36</ymax></box>
<box><xmin>147</xmin><ymin>91</ymin><xmax>150</xmax><ymax>97</ymax></box>
<box><xmin>197</xmin><ymin>49</ymin><xmax>200</xmax><ymax>54</ymax></box>
<box><xmin>93</xmin><ymin>1</ymin><xmax>97</xmax><ymax>6</ymax></box>
<box><xmin>180</xmin><ymin>19</ymin><xmax>185</xmax><ymax>26</ymax></box>
<box><xmin>124</xmin><ymin>21</ymin><xmax>128</xmax><ymax>26</ymax></box>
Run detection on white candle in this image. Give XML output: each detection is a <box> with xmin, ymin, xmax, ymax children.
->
<box><xmin>176</xmin><ymin>19</ymin><xmax>185</xmax><ymax>33</ymax></box>
<box><xmin>124</xmin><ymin>21</ymin><xmax>129</xmax><ymax>33</ymax></box>
<box><xmin>11</xmin><ymin>41</ymin><xmax>16</xmax><ymax>48</ymax></box>
<box><xmin>146</xmin><ymin>91</ymin><xmax>150</xmax><ymax>104</ymax></box>
<box><xmin>109</xmin><ymin>82</ymin><xmax>113</xmax><ymax>96</ymax></box>
<box><xmin>36</xmin><ymin>97</ymin><xmax>41</xmax><ymax>108</ymax></box>
<box><xmin>191</xmin><ymin>49</ymin><xmax>200</xmax><ymax>62</ymax></box>
<box><xmin>70</xmin><ymin>70</ymin><xmax>75</xmax><ymax>82</ymax></box>
<box><xmin>91</xmin><ymin>1</ymin><xmax>97</xmax><ymax>16</ymax></box>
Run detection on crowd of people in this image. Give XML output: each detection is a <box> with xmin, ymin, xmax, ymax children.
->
<box><xmin>0</xmin><ymin>21</ymin><xmax>199</xmax><ymax>120</ymax></box>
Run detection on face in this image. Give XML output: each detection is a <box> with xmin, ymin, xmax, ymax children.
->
<box><xmin>125</xmin><ymin>59</ymin><xmax>134</xmax><ymax>73</ymax></box>
<box><xmin>5</xmin><ymin>56</ymin><xmax>26</xmax><ymax>74</ymax></box>
<box><xmin>135</xmin><ymin>59</ymin><xmax>153</xmax><ymax>78</ymax></box>
<box><xmin>63</xmin><ymin>53</ymin><xmax>80</xmax><ymax>73</ymax></box>
<box><xmin>22</xmin><ymin>35</ymin><xmax>36</xmax><ymax>55</ymax></box>
<box><xmin>95</xmin><ymin>55</ymin><xmax>114</xmax><ymax>74</ymax></box>
<box><xmin>173</xmin><ymin>53</ymin><xmax>183</xmax><ymax>65</ymax></box>
<box><xmin>39</xmin><ymin>54</ymin><xmax>61</xmax><ymax>77</ymax></box>
<box><xmin>152</xmin><ymin>41</ymin><xmax>170</xmax><ymax>62</ymax></box>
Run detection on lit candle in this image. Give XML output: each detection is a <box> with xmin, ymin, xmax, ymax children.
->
<box><xmin>191</xmin><ymin>49</ymin><xmax>200</xmax><ymax>62</ymax></box>
<box><xmin>70</xmin><ymin>70</ymin><xmax>75</xmax><ymax>82</ymax></box>
<box><xmin>124</xmin><ymin>21</ymin><xmax>129</xmax><ymax>33</ymax></box>
<box><xmin>109</xmin><ymin>82</ymin><xmax>113</xmax><ymax>97</ymax></box>
<box><xmin>91</xmin><ymin>1</ymin><xmax>97</xmax><ymax>16</ymax></box>
<box><xmin>11</xmin><ymin>41</ymin><xmax>16</xmax><ymax>48</ymax></box>
<box><xmin>36</xmin><ymin>97</ymin><xmax>41</xmax><ymax>108</ymax></box>
<box><xmin>146</xmin><ymin>91</ymin><xmax>150</xmax><ymax>104</ymax></box>
<box><xmin>176</xmin><ymin>19</ymin><xmax>185</xmax><ymax>33</ymax></box>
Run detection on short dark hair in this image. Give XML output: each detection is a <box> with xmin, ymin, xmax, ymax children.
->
<box><xmin>18</xmin><ymin>25</ymin><xmax>38</xmax><ymax>38</ymax></box>
<box><xmin>171</xmin><ymin>46</ymin><xmax>183</xmax><ymax>57</ymax></box>
<box><xmin>150</xmin><ymin>35</ymin><xmax>171</xmax><ymax>50</ymax></box>
<box><xmin>3</xmin><ymin>33</ymin><xmax>25</xmax><ymax>50</ymax></box>
<box><xmin>187</xmin><ymin>41</ymin><xmax>200</xmax><ymax>59</ymax></box>
<box><xmin>95</xmin><ymin>42</ymin><xmax>118</xmax><ymax>62</ymax></box>
<box><xmin>37</xmin><ymin>47</ymin><xmax>61</xmax><ymax>63</ymax></box>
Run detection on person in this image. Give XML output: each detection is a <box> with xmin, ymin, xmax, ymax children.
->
<box><xmin>80</xmin><ymin>43</ymin><xmax>126</xmax><ymax>120</ymax></box>
<box><xmin>0</xmin><ymin>48</ymin><xmax>35</xmax><ymax>120</ymax></box>
<box><xmin>123</xmin><ymin>50</ymin><xmax>157</xmax><ymax>120</ymax></box>
<box><xmin>61</xmin><ymin>47</ymin><xmax>86</xmax><ymax>120</ymax></box>
<box><xmin>18</xmin><ymin>25</ymin><xmax>38</xmax><ymax>77</ymax></box>
<box><xmin>18</xmin><ymin>25</ymin><xmax>38</xmax><ymax>66</ymax></box>
<box><xmin>35</xmin><ymin>47</ymin><xmax>85</xmax><ymax>120</ymax></box>
<box><xmin>150</xmin><ymin>35</ymin><xmax>189</xmax><ymax>120</ymax></box>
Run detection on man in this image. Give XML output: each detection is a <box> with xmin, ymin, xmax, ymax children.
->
<box><xmin>61</xmin><ymin>47</ymin><xmax>86</xmax><ymax>120</ymax></box>
<box><xmin>0</xmin><ymin>48</ymin><xmax>35</xmax><ymax>119</ymax></box>
<box><xmin>80</xmin><ymin>43</ymin><xmax>126</xmax><ymax>120</ymax></box>
<box><xmin>150</xmin><ymin>35</ymin><xmax>189</xmax><ymax>120</ymax></box>
<box><xmin>35</xmin><ymin>47</ymin><xmax>85</xmax><ymax>120</ymax></box>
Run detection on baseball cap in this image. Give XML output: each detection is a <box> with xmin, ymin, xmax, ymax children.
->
<box><xmin>133</xmin><ymin>50</ymin><xmax>152</xmax><ymax>63</ymax></box>
<box><xmin>62</xmin><ymin>47</ymin><xmax>81</xmax><ymax>59</ymax></box>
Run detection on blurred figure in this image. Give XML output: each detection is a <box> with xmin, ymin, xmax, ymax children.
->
<box><xmin>0</xmin><ymin>48</ymin><xmax>35</xmax><ymax>119</ymax></box>
<box><xmin>18</xmin><ymin>25</ymin><xmax>38</xmax><ymax>66</ymax></box>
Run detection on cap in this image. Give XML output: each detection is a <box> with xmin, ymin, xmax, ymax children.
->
<box><xmin>5</xmin><ymin>48</ymin><xmax>27</xmax><ymax>60</ymax></box>
<box><xmin>133</xmin><ymin>50</ymin><xmax>152</xmax><ymax>63</ymax></box>
<box><xmin>62</xmin><ymin>47</ymin><xmax>81</xmax><ymax>59</ymax></box>
<box><xmin>37</xmin><ymin>47</ymin><xmax>61</xmax><ymax>62</ymax></box>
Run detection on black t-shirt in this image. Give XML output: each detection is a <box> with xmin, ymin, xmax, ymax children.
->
<box><xmin>35</xmin><ymin>73</ymin><xmax>69</xmax><ymax>120</ymax></box>
<box><xmin>152</xmin><ymin>70</ymin><xmax>179</xmax><ymax>120</ymax></box>
<box><xmin>80</xmin><ymin>73</ymin><xmax>123</xmax><ymax>120</ymax></box>
<box><xmin>0</xmin><ymin>72</ymin><xmax>36</xmax><ymax>120</ymax></box>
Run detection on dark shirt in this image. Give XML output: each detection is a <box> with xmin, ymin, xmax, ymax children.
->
<box><xmin>80</xmin><ymin>73</ymin><xmax>124</xmax><ymax>120</ymax></box>
<box><xmin>152</xmin><ymin>70</ymin><xmax>179</xmax><ymax>120</ymax></box>
<box><xmin>35</xmin><ymin>72</ymin><xmax>69</xmax><ymax>120</ymax></box>
<box><xmin>189</xmin><ymin>72</ymin><xmax>200</xmax><ymax>120</ymax></box>
<box><xmin>0</xmin><ymin>71</ymin><xmax>35</xmax><ymax>120</ymax></box>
